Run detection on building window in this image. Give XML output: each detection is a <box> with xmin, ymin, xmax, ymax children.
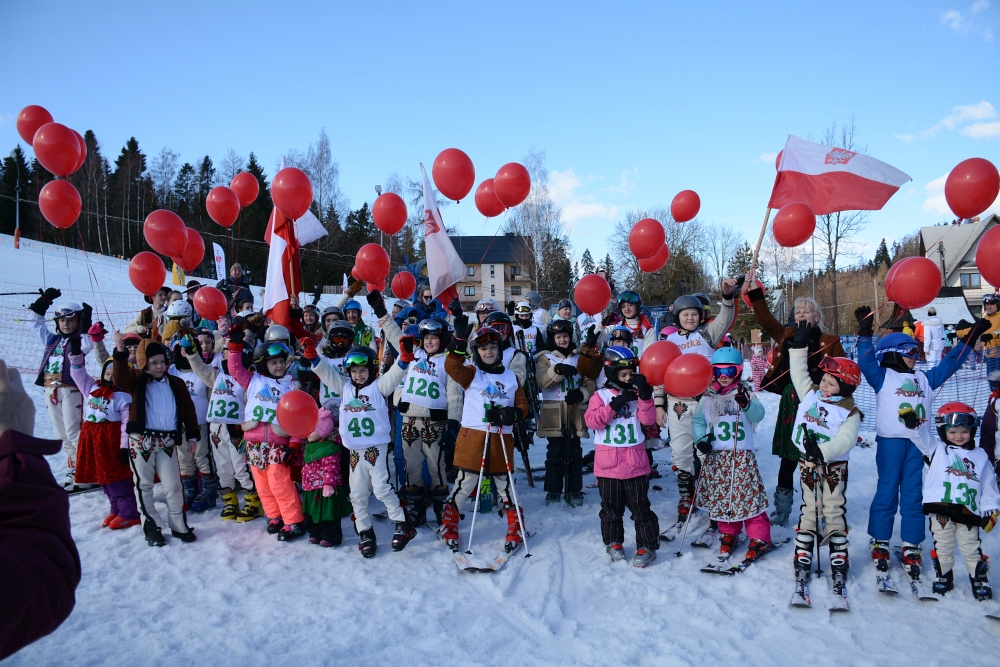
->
<box><xmin>511</xmin><ymin>265</ymin><xmax>521</xmax><ymax>275</ymax></box>
<box><xmin>464</xmin><ymin>286</ymin><xmax>476</xmax><ymax>296</ymax></box>
<box><xmin>466</xmin><ymin>265</ymin><xmax>476</xmax><ymax>276</ymax></box>
<box><xmin>971</xmin><ymin>305</ymin><xmax>983</xmax><ymax>318</ymax></box>
<box><xmin>960</xmin><ymin>273</ymin><xmax>981</xmax><ymax>288</ymax></box>
<box><xmin>511</xmin><ymin>286</ymin><xmax>522</xmax><ymax>296</ymax></box>
<box><xmin>490</xmin><ymin>265</ymin><xmax>495</xmax><ymax>278</ymax></box>
<box><xmin>490</xmin><ymin>285</ymin><xmax>495</xmax><ymax>297</ymax></box>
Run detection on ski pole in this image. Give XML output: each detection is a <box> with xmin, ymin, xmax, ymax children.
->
<box><xmin>813</xmin><ymin>463</ymin><xmax>823</xmax><ymax>578</ymax></box>
<box><xmin>498</xmin><ymin>418</ymin><xmax>531</xmax><ymax>559</ymax></box>
<box><xmin>674</xmin><ymin>458</ymin><xmax>704</xmax><ymax>558</ymax></box>
<box><xmin>464</xmin><ymin>415</ymin><xmax>492</xmax><ymax>555</ymax></box>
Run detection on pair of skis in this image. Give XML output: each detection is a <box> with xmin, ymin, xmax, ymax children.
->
<box><xmin>790</xmin><ymin>568</ymin><xmax>849</xmax><ymax>612</ymax></box>
<box><xmin>700</xmin><ymin>537</ymin><xmax>790</xmax><ymax>575</ymax></box>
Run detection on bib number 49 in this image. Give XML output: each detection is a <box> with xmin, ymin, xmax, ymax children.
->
<box><xmin>347</xmin><ymin>417</ymin><xmax>376</xmax><ymax>438</ymax></box>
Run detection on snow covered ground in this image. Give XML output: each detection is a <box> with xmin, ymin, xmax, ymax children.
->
<box><xmin>4</xmin><ymin>234</ymin><xmax>1000</xmax><ymax>665</ymax></box>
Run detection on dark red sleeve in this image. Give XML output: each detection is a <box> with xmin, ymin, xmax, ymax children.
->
<box><xmin>0</xmin><ymin>430</ymin><xmax>81</xmax><ymax>661</ymax></box>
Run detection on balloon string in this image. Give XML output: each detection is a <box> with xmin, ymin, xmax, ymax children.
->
<box><xmin>75</xmin><ymin>225</ymin><xmax>118</xmax><ymax>332</ymax></box>
<box><xmin>60</xmin><ymin>230</ymin><xmax>73</xmax><ymax>291</ymax></box>
<box><xmin>474</xmin><ymin>208</ymin><xmax>511</xmax><ymax>269</ymax></box>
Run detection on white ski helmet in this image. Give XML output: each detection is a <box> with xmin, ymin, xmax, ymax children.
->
<box><xmin>52</xmin><ymin>301</ymin><xmax>83</xmax><ymax>320</ymax></box>
<box><xmin>166</xmin><ymin>300</ymin><xmax>193</xmax><ymax>319</ymax></box>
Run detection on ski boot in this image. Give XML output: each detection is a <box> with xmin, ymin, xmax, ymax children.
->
<box><xmin>359</xmin><ymin>528</ymin><xmax>377</xmax><ymax>558</ymax></box>
<box><xmin>180</xmin><ymin>475</ymin><xmax>200</xmax><ymax>511</ymax></box>
<box><xmin>266</xmin><ymin>518</ymin><xmax>284</xmax><ymax>534</ymax></box>
<box><xmin>870</xmin><ymin>539</ymin><xmax>891</xmax><ymax>574</ymax></box>
<box><xmin>744</xmin><ymin>539</ymin><xmax>773</xmax><ymax>563</ymax></box>
<box><xmin>439</xmin><ymin>501</ymin><xmax>461</xmax><ymax>551</ymax></box>
<box><xmin>565</xmin><ymin>491</ymin><xmax>584</xmax><ymax>508</ymax></box>
<box><xmin>108</xmin><ymin>516</ymin><xmax>140</xmax><ymax>530</ymax></box>
<box><xmin>189</xmin><ymin>474</ymin><xmax>219</xmax><ymax>513</ymax></box>
<box><xmin>632</xmin><ymin>547</ymin><xmax>656</xmax><ymax>568</ymax></box>
<box><xmin>277</xmin><ymin>523</ymin><xmax>306</xmax><ymax>542</ymax></box>
<box><xmin>769</xmin><ymin>487</ymin><xmax>794</xmax><ymax>527</ymax></box>
<box><xmin>320</xmin><ymin>521</ymin><xmax>343</xmax><ymax>548</ymax></box>
<box><xmin>219</xmin><ymin>488</ymin><xmax>239</xmax><ymax>521</ymax></box>
<box><xmin>971</xmin><ymin>558</ymin><xmax>992</xmax><ymax>601</ymax></box>
<box><xmin>143</xmin><ymin>521</ymin><xmax>165</xmax><ymax>547</ymax></box>
<box><xmin>403</xmin><ymin>485</ymin><xmax>427</xmax><ymax>527</ymax></box>
<box><xmin>504</xmin><ymin>502</ymin><xmax>525</xmax><ymax>553</ymax></box>
<box><xmin>391</xmin><ymin>520</ymin><xmax>417</xmax><ymax>552</ymax></box>
<box><xmin>545</xmin><ymin>492</ymin><xmax>561</xmax><ymax>505</ymax></box>
<box><xmin>718</xmin><ymin>532</ymin><xmax>737</xmax><ymax>561</ymax></box>
<box><xmin>829</xmin><ymin>533</ymin><xmax>850</xmax><ymax>598</ymax></box>
<box><xmin>235</xmin><ymin>491</ymin><xmax>264</xmax><ymax>522</ymax></box>
<box><xmin>794</xmin><ymin>532</ymin><xmax>815</xmax><ymax>581</ymax></box>
<box><xmin>900</xmin><ymin>541</ymin><xmax>924</xmax><ymax>580</ymax></box>
<box><xmin>431</xmin><ymin>485</ymin><xmax>449</xmax><ymax>524</ymax></box>
<box><xmin>606</xmin><ymin>543</ymin><xmax>625</xmax><ymax>562</ymax></box>
<box><xmin>933</xmin><ymin>569</ymin><xmax>954</xmax><ymax>596</ymax></box>
<box><xmin>63</xmin><ymin>469</ymin><xmax>77</xmax><ymax>491</ymax></box>
<box><xmin>171</xmin><ymin>528</ymin><xmax>197</xmax><ymax>543</ymax></box>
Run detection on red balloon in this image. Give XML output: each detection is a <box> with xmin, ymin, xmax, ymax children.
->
<box><xmin>629</xmin><ymin>218</ymin><xmax>665</xmax><ymax>260</ymax></box>
<box><xmin>71</xmin><ymin>130</ymin><xmax>87</xmax><ymax>173</ymax></box>
<box><xmin>372</xmin><ymin>193</ymin><xmax>408</xmax><ymax>235</ymax></box>
<box><xmin>206</xmin><ymin>186</ymin><xmax>241</xmax><ymax>228</ymax></box>
<box><xmin>271</xmin><ymin>167</ymin><xmax>313</xmax><ymax>219</ymax></box>
<box><xmin>193</xmin><ymin>285</ymin><xmax>228</xmax><ymax>321</ymax></box>
<box><xmin>355</xmin><ymin>243</ymin><xmax>390</xmax><ymax>283</ymax></box>
<box><xmin>742</xmin><ymin>279</ymin><xmax>765</xmax><ymax>308</ymax></box>
<box><xmin>494</xmin><ymin>163</ymin><xmax>531</xmax><ymax>208</ymax></box>
<box><xmin>638</xmin><ymin>340</ymin><xmax>682</xmax><ymax>386</ymax></box>
<box><xmin>230</xmin><ymin>172</ymin><xmax>260</xmax><ymax>208</ymax></box>
<box><xmin>432</xmin><ymin>148</ymin><xmax>476</xmax><ymax>202</ymax></box>
<box><xmin>32</xmin><ymin>123</ymin><xmax>82</xmax><ymax>177</ymax></box>
<box><xmin>891</xmin><ymin>256</ymin><xmax>942</xmax><ymax>310</ymax></box>
<box><xmin>662</xmin><ymin>353</ymin><xmax>714</xmax><ymax>399</ymax></box>
<box><xmin>945</xmin><ymin>158</ymin><xmax>1000</xmax><ymax>220</ymax></box>
<box><xmin>351</xmin><ymin>266</ymin><xmax>362</xmax><ymax>281</ymax></box>
<box><xmin>976</xmin><ymin>226</ymin><xmax>1000</xmax><ymax>288</ymax></box>
<box><xmin>775</xmin><ymin>150</ymin><xmax>783</xmax><ymax>171</ymax></box>
<box><xmin>474</xmin><ymin>179</ymin><xmax>505</xmax><ymax>218</ymax></box>
<box><xmin>638</xmin><ymin>244</ymin><xmax>670</xmax><ymax>273</ymax></box>
<box><xmin>17</xmin><ymin>105</ymin><xmax>54</xmax><ymax>146</ymax></box>
<box><xmin>671</xmin><ymin>190</ymin><xmax>701</xmax><ymax>223</ymax></box>
<box><xmin>574</xmin><ymin>274</ymin><xmax>612</xmax><ymax>315</ymax></box>
<box><xmin>884</xmin><ymin>260</ymin><xmax>904</xmax><ymax>302</ymax></box>
<box><xmin>772</xmin><ymin>202</ymin><xmax>816</xmax><ymax>247</ymax></box>
<box><xmin>129</xmin><ymin>252</ymin><xmax>167</xmax><ymax>297</ymax></box>
<box><xmin>38</xmin><ymin>180</ymin><xmax>81</xmax><ymax>229</ymax></box>
<box><xmin>391</xmin><ymin>271</ymin><xmax>417</xmax><ymax>299</ymax></box>
<box><xmin>366</xmin><ymin>280</ymin><xmax>387</xmax><ymax>293</ymax></box>
<box><xmin>766</xmin><ymin>347</ymin><xmax>775</xmax><ymax>364</ymax></box>
<box><xmin>143</xmin><ymin>209</ymin><xmax>187</xmax><ymax>257</ymax></box>
<box><xmin>174</xmin><ymin>228</ymin><xmax>205</xmax><ymax>272</ymax></box>
<box><xmin>277</xmin><ymin>389</ymin><xmax>320</xmax><ymax>439</ymax></box>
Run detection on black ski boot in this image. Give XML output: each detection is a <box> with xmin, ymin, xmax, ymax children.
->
<box><xmin>431</xmin><ymin>484</ymin><xmax>449</xmax><ymax>524</ymax></box>
<box><xmin>144</xmin><ymin>521</ymin><xmax>165</xmax><ymax>547</ymax></box>
<box><xmin>171</xmin><ymin>528</ymin><xmax>197</xmax><ymax>543</ymax></box>
<box><xmin>829</xmin><ymin>533</ymin><xmax>849</xmax><ymax>600</ymax></box>
<box><xmin>392</xmin><ymin>520</ymin><xmax>417</xmax><ymax>552</ymax></box>
<box><xmin>403</xmin><ymin>486</ymin><xmax>427</xmax><ymax>527</ymax></box>
<box><xmin>266</xmin><ymin>518</ymin><xmax>284</xmax><ymax>534</ymax></box>
<box><xmin>971</xmin><ymin>559</ymin><xmax>992</xmax><ymax>601</ymax></box>
<box><xmin>277</xmin><ymin>522</ymin><xmax>306</xmax><ymax>542</ymax></box>
<box><xmin>359</xmin><ymin>527</ymin><xmax>377</xmax><ymax>558</ymax></box>
<box><xmin>794</xmin><ymin>533</ymin><xmax>815</xmax><ymax>581</ymax></box>
<box><xmin>933</xmin><ymin>569</ymin><xmax>954</xmax><ymax>596</ymax></box>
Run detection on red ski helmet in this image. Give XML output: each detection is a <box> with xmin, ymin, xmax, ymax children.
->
<box><xmin>936</xmin><ymin>401</ymin><xmax>978</xmax><ymax>440</ymax></box>
<box><xmin>817</xmin><ymin>356</ymin><xmax>861</xmax><ymax>386</ymax></box>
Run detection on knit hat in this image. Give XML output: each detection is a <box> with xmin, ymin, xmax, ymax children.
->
<box><xmin>136</xmin><ymin>340</ymin><xmax>168</xmax><ymax>370</ymax></box>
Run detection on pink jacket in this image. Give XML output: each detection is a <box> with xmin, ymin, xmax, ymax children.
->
<box><xmin>585</xmin><ymin>389</ymin><xmax>656</xmax><ymax>480</ymax></box>
<box><xmin>227</xmin><ymin>342</ymin><xmax>299</xmax><ymax>447</ymax></box>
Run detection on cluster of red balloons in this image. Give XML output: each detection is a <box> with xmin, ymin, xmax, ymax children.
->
<box><xmin>638</xmin><ymin>340</ymin><xmax>713</xmax><ymax>398</ymax></box>
<box><xmin>18</xmin><ymin>105</ymin><xmax>87</xmax><ymax>230</ymax></box>
<box><xmin>573</xmin><ymin>274</ymin><xmax>612</xmax><ymax>315</ymax></box>
<box><xmin>129</xmin><ymin>209</ymin><xmax>207</xmax><ymax>296</ymax></box>
<box><xmin>772</xmin><ymin>202</ymin><xmax>816</xmax><ymax>248</ymax></box>
<box><xmin>976</xmin><ymin>226</ymin><xmax>1000</xmax><ymax>288</ymax></box>
<box><xmin>628</xmin><ymin>218</ymin><xmax>670</xmax><ymax>273</ymax></box>
<box><xmin>885</xmin><ymin>256</ymin><xmax>942</xmax><ymax>310</ymax></box>
<box><xmin>474</xmin><ymin>163</ymin><xmax>531</xmax><ymax>218</ymax></box>
<box><xmin>945</xmin><ymin>158</ymin><xmax>999</xmax><ymax>221</ymax></box>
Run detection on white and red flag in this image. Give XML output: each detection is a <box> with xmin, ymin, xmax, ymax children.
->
<box><xmin>421</xmin><ymin>164</ymin><xmax>466</xmax><ymax>312</ymax></box>
<box><xmin>769</xmin><ymin>135</ymin><xmax>911</xmax><ymax>214</ymax></box>
<box><xmin>262</xmin><ymin>206</ymin><xmax>301</xmax><ymax>328</ymax></box>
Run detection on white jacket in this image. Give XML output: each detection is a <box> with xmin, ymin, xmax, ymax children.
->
<box><xmin>923</xmin><ymin>317</ymin><xmax>945</xmax><ymax>353</ymax></box>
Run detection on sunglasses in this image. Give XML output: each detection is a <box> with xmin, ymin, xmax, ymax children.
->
<box><xmin>712</xmin><ymin>364</ymin><xmax>741</xmax><ymax>378</ymax></box>
<box><xmin>422</xmin><ymin>295</ymin><xmax>432</xmax><ymax>301</ymax></box>
<box><xmin>939</xmin><ymin>413</ymin><xmax>977</xmax><ymax>429</ymax></box>
<box><xmin>618</xmin><ymin>292</ymin><xmax>640</xmax><ymax>304</ymax></box>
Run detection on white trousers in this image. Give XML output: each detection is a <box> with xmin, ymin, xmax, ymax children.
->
<box><xmin>447</xmin><ymin>469</ymin><xmax>513</xmax><ymax>508</ymax></box>
<box><xmin>666</xmin><ymin>396</ymin><xmax>699</xmax><ymax>476</ymax></box>
<box><xmin>209</xmin><ymin>422</ymin><xmax>254</xmax><ymax>491</ymax></box>
<box><xmin>926</xmin><ymin>348</ymin><xmax>942</xmax><ymax>365</ymax></box>
<box><xmin>129</xmin><ymin>434</ymin><xmax>189</xmax><ymax>534</ymax></box>
<box><xmin>47</xmin><ymin>386</ymin><xmax>82</xmax><ymax>464</ymax></box>
<box><xmin>400</xmin><ymin>416</ymin><xmax>447</xmax><ymax>489</ymax></box>
<box><xmin>177</xmin><ymin>423</ymin><xmax>214</xmax><ymax>477</ymax></box>
<box><xmin>796</xmin><ymin>461</ymin><xmax>848</xmax><ymax>535</ymax></box>
<box><xmin>348</xmin><ymin>444</ymin><xmax>406</xmax><ymax>531</ymax></box>
<box><xmin>930</xmin><ymin>514</ymin><xmax>983</xmax><ymax>577</ymax></box>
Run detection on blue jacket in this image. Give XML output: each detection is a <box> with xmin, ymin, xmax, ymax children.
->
<box><xmin>856</xmin><ymin>335</ymin><xmax>973</xmax><ymax>393</ymax></box>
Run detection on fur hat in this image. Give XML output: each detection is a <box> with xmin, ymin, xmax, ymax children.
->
<box><xmin>136</xmin><ymin>339</ymin><xmax>168</xmax><ymax>370</ymax></box>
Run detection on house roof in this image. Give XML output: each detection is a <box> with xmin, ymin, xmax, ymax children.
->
<box><xmin>908</xmin><ymin>295</ymin><xmax>975</xmax><ymax>327</ymax></box>
<box><xmin>919</xmin><ymin>214</ymin><xmax>998</xmax><ymax>282</ymax></box>
<box><xmin>449</xmin><ymin>234</ymin><xmax>533</xmax><ymax>265</ymax></box>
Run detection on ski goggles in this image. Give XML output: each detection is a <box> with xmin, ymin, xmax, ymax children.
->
<box><xmin>618</xmin><ymin>291</ymin><xmax>641</xmax><ymax>304</ymax></box>
<box><xmin>343</xmin><ymin>351</ymin><xmax>373</xmax><ymax>368</ymax></box>
<box><xmin>470</xmin><ymin>328</ymin><xmax>502</xmax><ymax>346</ymax></box>
<box><xmin>489</xmin><ymin>322</ymin><xmax>512</xmax><ymax>338</ymax></box>
<box><xmin>938</xmin><ymin>412</ymin><xmax>977</xmax><ymax>429</ymax></box>
<box><xmin>264</xmin><ymin>342</ymin><xmax>291</xmax><ymax>358</ymax></box>
<box><xmin>712</xmin><ymin>364</ymin><xmax>741</xmax><ymax>379</ymax></box>
<box><xmin>328</xmin><ymin>333</ymin><xmax>353</xmax><ymax>347</ymax></box>
<box><xmin>817</xmin><ymin>356</ymin><xmax>861</xmax><ymax>385</ymax></box>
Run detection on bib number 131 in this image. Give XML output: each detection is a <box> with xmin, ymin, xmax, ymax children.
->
<box><xmin>604</xmin><ymin>423</ymin><xmax>637</xmax><ymax>445</ymax></box>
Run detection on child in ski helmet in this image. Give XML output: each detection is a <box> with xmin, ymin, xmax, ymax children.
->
<box><xmin>785</xmin><ymin>321</ymin><xmax>863</xmax><ymax>599</ymax></box>
<box><xmin>584</xmin><ymin>346</ymin><xmax>659</xmax><ymax>567</ymax></box>
<box><xmin>856</xmin><ymin>305</ymin><xmax>988</xmax><ymax>581</ymax></box>
<box><xmin>605</xmin><ymin>291</ymin><xmax>654</xmax><ymax>355</ymax></box>
<box><xmin>321</xmin><ymin>305</ymin><xmax>344</xmax><ymax>334</ymax></box>
<box><xmin>923</xmin><ymin>402</ymin><xmax>1000</xmax><ymax>600</ymax></box>
<box><xmin>484</xmin><ymin>311</ymin><xmax>529</xmax><ymax>385</ymax></box>
<box><xmin>343</xmin><ymin>298</ymin><xmax>374</xmax><ymax>349</ymax></box>
<box><xmin>692</xmin><ymin>346</ymin><xmax>771</xmax><ymax>564</ymax></box>
<box><xmin>161</xmin><ymin>299</ymin><xmax>193</xmax><ymax>344</ymax></box>
<box><xmin>513</xmin><ymin>300</ymin><xmax>545</xmax><ymax>354</ymax></box>
<box><xmin>475</xmin><ymin>298</ymin><xmax>500</xmax><ymax>325</ymax></box>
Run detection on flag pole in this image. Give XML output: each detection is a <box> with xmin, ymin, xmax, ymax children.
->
<box><xmin>750</xmin><ymin>206</ymin><xmax>772</xmax><ymax>273</ymax></box>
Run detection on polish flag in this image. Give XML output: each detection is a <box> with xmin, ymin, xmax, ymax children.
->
<box><xmin>421</xmin><ymin>164</ymin><xmax>466</xmax><ymax>313</ymax></box>
<box><xmin>262</xmin><ymin>206</ymin><xmax>301</xmax><ymax>328</ymax></box>
<box><xmin>769</xmin><ymin>135</ymin><xmax>911</xmax><ymax>215</ymax></box>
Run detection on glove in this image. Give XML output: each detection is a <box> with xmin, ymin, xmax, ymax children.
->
<box><xmin>485</xmin><ymin>405</ymin><xmax>519</xmax><ymax>427</ymax></box>
<box><xmin>981</xmin><ymin>333</ymin><xmax>994</xmax><ymax>344</ymax></box>
<box><xmin>554</xmin><ymin>363</ymin><xmax>577</xmax><ymax>376</ymax></box>
<box><xmin>564</xmin><ymin>388</ymin><xmax>584</xmax><ymax>405</ymax></box>
<box><xmin>399</xmin><ymin>335</ymin><xmax>416</xmax><ymax>363</ymax></box>
<box><xmin>898</xmin><ymin>407</ymin><xmax>920</xmax><ymax>429</ymax></box>
<box><xmin>346</xmin><ymin>277</ymin><xmax>363</xmax><ymax>297</ymax></box>
<box><xmin>962</xmin><ymin>318</ymin><xmax>993</xmax><ymax>345</ymax></box>
<box><xmin>29</xmin><ymin>287</ymin><xmax>61</xmax><ymax>316</ymax></box>
<box><xmin>734</xmin><ymin>384</ymin><xmax>750</xmax><ymax>409</ymax></box>
<box><xmin>87</xmin><ymin>322</ymin><xmax>108</xmax><ymax>342</ymax></box>
<box><xmin>601</xmin><ymin>312</ymin><xmax>616</xmax><ymax>327</ymax></box>
<box><xmin>854</xmin><ymin>306</ymin><xmax>874</xmax><ymax>337</ymax></box>
<box><xmin>323</xmin><ymin>484</ymin><xmax>335</xmax><ymax>498</ymax></box>
<box><xmin>453</xmin><ymin>313</ymin><xmax>472</xmax><ymax>340</ymax></box>
<box><xmin>984</xmin><ymin>510</ymin><xmax>998</xmax><ymax>533</ymax></box>
<box><xmin>245</xmin><ymin>313</ymin><xmax>264</xmax><ymax>333</ymax></box>
<box><xmin>506</xmin><ymin>301</ymin><xmax>516</xmax><ymax>315</ymax></box>
<box><xmin>791</xmin><ymin>320</ymin><xmax>817</xmax><ymax>349</ymax></box>
<box><xmin>299</xmin><ymin>337</ymin><xmax>318</xmax><ymax>360</ymax></box>
<box><xmin>584</xmin><ymin>324</ymin><xmax>599</xmax><ymax>348</ymax></box>
<box><xmin>118</xmin><ymin>448</ymin><xmax>130</xmax><ymax>466</ymax></box>
<box><xmin>289</xmin><ymin>305</ymin><xmax>303</xmax><ymax>320</ymax></box>
<box><xmin>80</xmin><ymin>303</ymin><xmax>93</xmax><ymax>332</ymax></box>
<box><xmin>631</xmin><ymin>373</ymin><xmax>652</xmax><ymax>400</ymax></box>
<box><xmin>228</xmin><ymin>323</ymin><xmax>245</xmax><ymax>345</ymax></box>
<box><xmin>366</xmin><ymin>289</ymin><xmax>387</xmax><ymax>319</ymax></box>
<box><xmin>41</xmin><ymin>287</ymin><xmax>61</xmax><ymax>302</ymax></box>
<box><xmin>801</xmin><ymin>429</ymin><xmax>825</xmax><ymax>465</ymax></box>
<box><xmin>609</xmin><ymin>390</ymin><xmax>637</xmax><ymax>413</ymax></box>
<box><xmin>179</xmin><ymin>333</ymin><xmax>196</xmax><ymax>350</ymax></box>
<box><xmin>448</xmin><ymin>298</ymin><xmax>464</xmax><ymax>317</ymax></box>
<box><xmin>696</xmin><ymin>434</ymin><xmax>714</xmax><ymax>456</ymax></box>
<box><xmin>69</xmin><ymin>334</ymin><xmax>82</xmax><ymax>356</ymax></box>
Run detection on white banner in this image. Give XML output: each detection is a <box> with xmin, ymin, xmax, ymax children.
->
<box><xmin>213</xmin><ymin>243</ymin><xmax>226</xmax><ymax>282</ymax></box>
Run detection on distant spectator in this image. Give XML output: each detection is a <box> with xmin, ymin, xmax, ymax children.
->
<box><xmin>124</xmin><ymin>287</ymin><xmax>169</xmax><ymax>338</ymax></box>
<box><xmin>215</xmin><ymin>263</ymin><xmax>253</xmax><ymax>308</ymax></box>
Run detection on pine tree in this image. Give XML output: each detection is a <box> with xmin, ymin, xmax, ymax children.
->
<box><xmin>601</xmin><ymin>253</ymin><xmax>616</xmax><ymax>291</ymax></box>
<box><xmin>580</xmin><ymin>248</ymin><xmax>596</xmax><ymax>274</ymax></box>
<box><xmin>871</xmin><ymin>238</ymin><xmax>891</xmax><ymax>269</ymax></box>
<box><xmin>729</xmin><ymin>241</ymin><xmax>754</xmax><ymax>278</ymax></box>
<box><xmin>109</xmin><ymin>138</ymin><xmax>153</xmax><ymax>256</ymax></box>
<box><xmin>344</xmin><ymin>203</ymin><xmax>376</xmax><ymax>252</ymax></box>
<box><xmin>173</xmin><ymin>163</ymin><xmax>198</xmax><ymax>220</ymax></box>
<box><xmin>0</xmin><ymin>147</ymin><xmax>34</xmax><ymax>238</ymax></box>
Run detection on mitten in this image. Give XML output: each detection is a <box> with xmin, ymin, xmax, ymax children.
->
<box><xmin>299</xmin><ymin>337</ymin><xmax>318</xmax><ymax>360</ymax></box>
<box><xmin>734</xmin><ymin>384</ymin><xmax>750</xmax><ymax>409</ymax></box>
<box><xmin>69</xmin><ymin>334</ymin><xmax>82</xmax><ymax>356</ymax></box>
<box><xmin>245</xmin><ymin>313</ymin><xmax>264</xmax><ymax>333</ymax></box>
<box><xmin>696</xmin><ymin>434</ymin><xmax>714</xmax><ymax>456</ymax></box>
<box><xmin>584</xmin><ymin>324</ymin><xmax>599</xmax><ymax>348</ymax></box>
<box><xmin>453</xmin><ymin>314</ymin><xmax>472</xmax><ymax>340</ymax></box>
<box><xmin>855</xmin><ymin>306</ymin><xmax>873</xmax><ymax>337</ymax></box>
<box><xmin>564</xmin><ymin>388</ymin><xmax>584</xmax><ymax>405</ymax></box>
<box><xmin>554</xmin><ymin>363</ymin><xmax>577</xmax><ymax>376</ymax></box>
<box><xmin>790</xmin><ymin>320</ymin><xmax>814</xmax><ymax>349</ymax></box>
<box><xmin>80</xmin><ymin>303</ymin><xmax>93</xmax><ymax>332</ymax></box>
<box><xmin>448</xmin><ymin>298</ymin><xmax>464</xmax><ymax>317</ymax></box>
<box><xmin>609</xmin><ymin>390</ymin><xmax>637</xmax><ymax>412</ymax></box>
<box><xmin>88</xmin><ymin>322</ymin><xmax>108</xmax><ymax>342</ymax></box>
<box><xmin>631</xmin><ymin>373</ymin><xmax>652</xmax><ymax>400</ymax></box>
<box><xmin>399</xmin><ymin>335</ymin><xmax>416</xmax><ymax>363</ymax></box>
<box><xmin>898</xmin><ymin>407</ymin><xmax>920</xmax><ymax>429</ymax></box>
<box><xmin>802</xmin><ymin>429</ymin><xmax>825</xmax><ymax>465</ymax></box>
<box><xmin>29</xmin><ymin>287</ymin><xmax>61</xmax><ymax>316</ymax></box>
<box><xmin>366</xmin><ymin>290</ymin><xmax>387</xmax><ymax>318</ymax></box>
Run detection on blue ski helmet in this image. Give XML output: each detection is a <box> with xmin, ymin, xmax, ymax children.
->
<box><xmin>344</xmin><ymin>299</ymin><xmax>362</xmax><ymax>314</ymax></box>
<box><xmin>875</xmin><ymin>333</ymin><xmax>919</xmax><ymax>363</ymax></box>
<box><xmin>711</xmin><ymin>347</ymin><xmax>744</xmax><ymax>367</ymax></box>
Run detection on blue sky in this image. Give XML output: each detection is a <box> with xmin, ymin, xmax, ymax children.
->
<box><xmin>1</xmin><ymin>1</ymin><xmax>998</xmax><ymax>267</ymax></box>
